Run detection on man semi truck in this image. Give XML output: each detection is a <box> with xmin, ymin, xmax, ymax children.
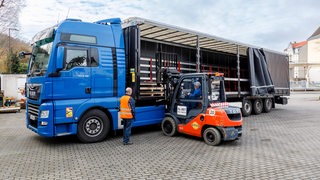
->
<box><xmin>22</xmin><ymin>17</ymin><xmax>289</xmax><ymax>143</ymax></box>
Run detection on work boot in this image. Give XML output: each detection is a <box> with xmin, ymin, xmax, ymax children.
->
<box><xmin>123</xmin><ymin>142</ymin><xmax>133</xmax><ymax>145</ymax></box>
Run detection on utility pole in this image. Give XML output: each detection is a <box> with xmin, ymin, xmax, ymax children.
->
<box><xmin>196</xmin><ymin>35</ymin><xmax>200</xmax><ymax>73</ymax></box>
<box><xmin>8</xmin><ymin>28</ymin><xmax>19</xmax><ymax>73</ymax></box>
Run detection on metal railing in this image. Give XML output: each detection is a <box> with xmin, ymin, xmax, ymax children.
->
<box><xmin>290</xmin><ymin>80</ymin><xmax>320</xmax><ymax>91</ymax></box>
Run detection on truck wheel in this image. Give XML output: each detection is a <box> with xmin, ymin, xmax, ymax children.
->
<box><xmin>203</xmin><ymin>127</ymin><xmax>221</xmax><ymax>146</ymax></box>
<box><xmin>263</xmin><ymin>98</ymin><xmax>272</xmax><ymax>113</ymax></box>
<box><xmin>241</xmin><ymin>99</ymin><xmax>252</xmax><ymax>117</ymax></box>
<box><xmin>161</xmin><ymin>116</ymin><xmax>177</xmax><ymax>137</ymax></box>
<box><xmin>77</xmin><ymin>109</ymin><xmax>110</xmax><ymax>143</ymax></box>
<box><xmin>253</xmin><ymin>99</ymin><xmax>263</xmax><ymax>115</ymax></box>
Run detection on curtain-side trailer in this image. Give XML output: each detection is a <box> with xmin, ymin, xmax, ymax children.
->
<box><xmin>123</xmin><ymin>17</ymin><xmax>289</xmax><ymax>117</ymax></box>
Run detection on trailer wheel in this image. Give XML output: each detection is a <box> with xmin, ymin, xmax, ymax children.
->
<box><xmin>263</xmin><ymin>98</ymin><xmax>272</xmax><ymax>113</ymax></box>
<box><xmin>203</xmin><ymin>127</ymin><xmax>221</xmax><ymax>146</ymax></box>
<box><xmin>161</xmin><ymin>116</ymin><xmax>177</xmax><ymax>137</ymax></box>
<box><xmin>77</xmin><ymin>109</ymin><xmax>110</xmax><ymax>143</ymax></box>
<box><xmin>241</xmin><ymin>99</ymin><xmax>252</xmax><ymax>117</ymax></box>
<box><xmin>253</xmin><ymin>99</ymin><xmax>263</xmax><ymax>115</ymax></box>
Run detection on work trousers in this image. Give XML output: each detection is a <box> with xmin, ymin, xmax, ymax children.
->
<box><xmin>123</xmin><ymin>119</ymin><xmax>133</xmax><ymax>144</ymax></box>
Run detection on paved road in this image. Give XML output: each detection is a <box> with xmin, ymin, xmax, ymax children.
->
<box><xmin>0</xmin><ymin>92</ymin><xmax>320</xmax><ymax>179</ymax></box>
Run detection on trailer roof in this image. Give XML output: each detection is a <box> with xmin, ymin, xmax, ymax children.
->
<box><xmin>122</xmin><ymin>17</ymin><xmax>284</xmax><ymax>56</ymax></box>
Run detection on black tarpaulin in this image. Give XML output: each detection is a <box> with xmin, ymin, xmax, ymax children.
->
<box><xmin>247</xmin><ymin>48</ymin><xmax>274</xmax><ymax>96</ymax></box>
<box><xmin>264</xmin><ymin>51</ymin><xmax>290</xmax><ymax>96</ymax></box>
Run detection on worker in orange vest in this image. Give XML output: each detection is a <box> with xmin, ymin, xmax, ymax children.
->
<box><xmin>120</xmin><ymin>87</ymin><xmax>135</xmax><ymax>145</ymax></box>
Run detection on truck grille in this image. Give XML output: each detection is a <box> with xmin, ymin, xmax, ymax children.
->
<box><xmin>27</xmin><ymin>102</ymin><xmax>40</xmax><ymax>128</ymax></box>
<box><xmin>27</xmin><ymin>84</ymin><xmax>41</xmax><ymax>100</ymax></box>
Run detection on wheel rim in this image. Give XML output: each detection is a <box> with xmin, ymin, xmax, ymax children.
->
<box><xmin>206</xmin><ymin>131</ymin><xmax>215</xmax><ymax>143</ymax></box>
<box><xmin>163</xmin><ymin>121</ymin><xmax>173</xmax><ymax>134</ymax></box>
<box><xmin>244</xmin><ymin>102</ymin><xmax>251</xmax><ymax>112</ymax></box>
<box><xmin>256</xmin><ymin>100</ymin><xmax>262</xmax><ymax>112</ymax></box>
<box><xmin>84</xmin><ymin>118</ymin><xmax>103</xmax><ymax>137</ymax></box>
<box><xmin>266</xmin><ymin>99</ymin><xmax>272</xmax><ymax>109</ymax></box>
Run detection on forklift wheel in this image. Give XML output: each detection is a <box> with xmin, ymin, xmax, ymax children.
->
<box><xmin>203</xmin><ymin>127</ymin><xmax>221</xmax><ymax>146</ymax></box>
<box><xmin>161</xmin><ymin>116</ymin><xmax>178</xmax><ymax>137</ymax></box>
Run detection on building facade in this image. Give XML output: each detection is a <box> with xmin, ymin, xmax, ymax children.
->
<box><xmin>285</xmin><ymin>27</ymin><xmax>320</xmax><ymax>90</ymax></box>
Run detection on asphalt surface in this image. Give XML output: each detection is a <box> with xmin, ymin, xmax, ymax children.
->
<box><xmin>0</xmin><ymin>92</ymin><xmax>320</xmax><ymax>179</ymax></box>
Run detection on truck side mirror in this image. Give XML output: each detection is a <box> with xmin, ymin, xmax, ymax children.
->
<box><xmin>19</xmin><ymin>51</ymin><xmax>34</xmax><ymax>59</ymax></box>
<box><xmin>56</xmin><ymin>46</ymin><xmax>65</xmax><ymax>70</ymax></box>
<box><xmin>19</xmin><ymin>52</ymin><xmax>26</xmax><ymax>58</ymax></box>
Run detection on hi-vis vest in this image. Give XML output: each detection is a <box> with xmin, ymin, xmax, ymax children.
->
<box><xmin>120</xmin><ymin>95</ymin><xmax>133</xmax><ymax>119</ymax></box>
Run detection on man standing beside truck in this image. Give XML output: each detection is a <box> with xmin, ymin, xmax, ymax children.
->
<box><xmin>120</xmin><ymin>87</ymin><xmax>135</xmax><ymax>145</ymax></box>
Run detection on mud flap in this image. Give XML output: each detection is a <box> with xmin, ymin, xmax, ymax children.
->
<box><xmin>118</xmin><ymin>112</ymin><xmax>124</xmax><ymax>129</ymax></box>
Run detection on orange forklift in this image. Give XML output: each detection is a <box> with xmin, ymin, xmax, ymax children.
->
<box><xmin>161</xmin><ymin>70</ymin><xmax>242</xmax><ymax>146</ymax></box>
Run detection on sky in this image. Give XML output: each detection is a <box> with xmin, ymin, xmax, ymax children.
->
<box><xmin>18</xmin><ymin>0</ymin><xmax>320</xmax><ymax>52</ymax></box>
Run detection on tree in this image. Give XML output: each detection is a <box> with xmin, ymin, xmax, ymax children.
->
<box><xmin>7</xmin><ymin>51</ymin><xmax>27</xmax><ymax>74</ymax></box>
<box><xmin>18</xmin><ymin>62</ymin><xmax>28</xmax><ymax>74</ymax></box>
<box><xmin>0</xmin><ymin>0</ymin><xmax>27</xmax><ymax>74</ymax></box>
<box><xmin>0</xmin><ymin>0</ymin><xmax>25</xmax><ymax>34</ymax></box>
<box><xmin>9</xmin><ymin>51</ymin><xmax>19</xmax><ymax>73</ymax></box>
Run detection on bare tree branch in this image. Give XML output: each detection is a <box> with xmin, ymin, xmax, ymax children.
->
<box><xmin>0</xmin><ymin>0</ymin><xmax>25</xmax><ymax>35</ymax></box>
<box><xmin>0</xmin><ymin>0</ymin><xmax>4</xmax><ymax>8</ymax></box>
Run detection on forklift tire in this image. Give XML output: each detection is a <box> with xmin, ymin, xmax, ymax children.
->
<box><xmin>241</xmin><ymin>99</ymin><xmax>252</xmax><ymax>117</ymax></box>
<box><xmin>77</xmin><ymin>109</ymin><xmax>110</xmax><ymax>143</ymax></box>
<box><xmin>161</xmin><ymin>116</ymin><xmax>178</xmax><ymax>137</ymax></box>
<box><xmin>263</xmin><ymin>98</ymin><xmax>272</xmax><ymax>113</ymax></box>
<box><xmin>203</xmin><ymin>127</ymin><xmax>221</xmax><ymax>146</ymax></box>
<box><xmin>253</xmin><ymin>98</ymin><xmax>263</xmax><ymax>115</ymax></box>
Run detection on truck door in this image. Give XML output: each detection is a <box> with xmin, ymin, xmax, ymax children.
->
<box><xmin>90</xmin><ymin>47</ymin><xmax>116</xmax><ymax>98</ymax></box>
<box><xmin>52</xmin><ymin>45</ymin><xmax>91</xmax><ymax>100</ymax></box>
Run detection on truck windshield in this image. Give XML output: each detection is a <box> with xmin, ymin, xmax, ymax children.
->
<box><xmin>209</xmin><ymin>79</ymin><xmax>221</xmax><ymax>102</ymax></box>
<box><xmin>28</xmin><ymin>40</ymin><xmax>53</xmax><ymax>77</ymax></box>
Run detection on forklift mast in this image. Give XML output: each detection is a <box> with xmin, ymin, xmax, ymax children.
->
<box><xmin>161</xmin><ymin>68</ymin><xmax>180</xmax><ymax>107</ymax></box>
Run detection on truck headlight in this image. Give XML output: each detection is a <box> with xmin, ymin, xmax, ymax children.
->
<box><xmin>40</xmin><ymin>110</ymin><xmax>49</xmax><ymax>118</ymax></box>
<box><xmin>40</xmin><ymin>121</ymin><xmax>48</xmax><ymax>126</ymax></box>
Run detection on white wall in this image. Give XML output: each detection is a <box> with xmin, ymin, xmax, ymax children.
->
<box><xmin>0</xmin><ymin>74</ymin><xmax>26</xmax><ymax>100</ymax></box>
<box><xmin>308</xmin><ymin>38</ymin><xmax>320</xmax><ymax>63</ymax></box>
<box><xmin>309</xmin><ymin>67</ymin><xmax>320</xmax><ymax>83</ymax></box>
<box><xmin>307</xmin><ymin>39</ymin><xmax>320</xmax><ymax>82</ymax></box>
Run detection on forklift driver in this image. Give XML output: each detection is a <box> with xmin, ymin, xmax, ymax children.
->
<box><xmin>188</xmin><ymin>81</ymin><xmax>202</xmax><ymax>108</ymax></box>
<box><xmin>188</xmin><ymin>81</ymin><xmax>201</xmax><ymax>99</ymax></box>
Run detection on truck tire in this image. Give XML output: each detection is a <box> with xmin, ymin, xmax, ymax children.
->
<box><xmin>203</xmin><ymin>127</ymin><xmax>221</xmax><ymax>146</ymax></box>
<box><xmin>253</xmin><ymin>98</ymin><xmax>263</xmax><ymax>115</ymax></box>
<box><xmin>263</xmin><ymin>98</ymin><xmax>272</xmax><ymax>113</ymax></box>
<box><xmin>161</xmin><ymin>116</ymin><xmax>178</xmax><ymax>137</ymax></box>
<box><xmin>241</xmin><ymin>99</ymin><xmax>252</xmax><ymax>117</ymax></box>
<box><xmin>77</xmin><ymin>109</ymin><xmax>110</xmax><ymax>143</ymax></box>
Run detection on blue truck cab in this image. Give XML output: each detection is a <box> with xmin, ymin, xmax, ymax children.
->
<box><xmin>26</xmin><ymin>18</ymin><xmax>165</xmax><ymax>142</ymax></box>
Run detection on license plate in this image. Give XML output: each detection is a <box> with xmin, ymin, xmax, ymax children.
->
<box><xmin>30</xmin><ymin>114</ymin><xmax>36</xmax><ymax>120</ymax></box>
